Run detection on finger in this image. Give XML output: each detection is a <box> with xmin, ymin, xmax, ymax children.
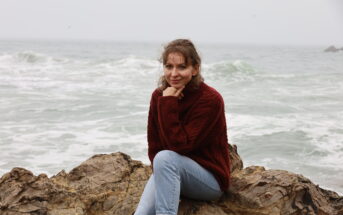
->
<box><xmin>163</xmin><ymin>87</ymin><xmax>172</xmax><ymax>96</ymax></box>
<box><xmin>167</xmin><ymin>87</ymin><xmax>175</xmax><ymax>92</ymax></box>
<box><xmin>175</xmin><ymin>86</ymin><xmax>185</xmax><ymax>96</ymax></box>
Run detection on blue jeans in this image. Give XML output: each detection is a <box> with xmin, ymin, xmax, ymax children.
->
<box><xmin>134</xmin><ymin>150</ymin><xmax>223</xmax><ymax>215</ymax></box>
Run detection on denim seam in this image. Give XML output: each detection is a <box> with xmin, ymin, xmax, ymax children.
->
<box><xmin>171</xmin><ymin>174</ymin><xmax>177</xmax><ymax>214</ymax></box>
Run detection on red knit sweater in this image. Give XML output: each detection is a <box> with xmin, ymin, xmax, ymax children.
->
<box><xmin>147</xmin><ymin>82</ymin><xmax>231</xmax><ymax>191</ymax></box>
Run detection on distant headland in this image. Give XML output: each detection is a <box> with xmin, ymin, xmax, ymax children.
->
<box><xmin>324</xmin><ymin>45</ymin><xmax>343</xmax><ymax>52</ymax></box>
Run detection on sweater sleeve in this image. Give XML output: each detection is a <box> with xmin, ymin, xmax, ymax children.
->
<box><xmin>157</xmin><ymin>93</ymin><xmax>223</xmax><ymax>154</ymax></box>
<box><xmin>147</xmin><ymin>91</ymin><xmax>163</xmax><ymax>164</ymax></box>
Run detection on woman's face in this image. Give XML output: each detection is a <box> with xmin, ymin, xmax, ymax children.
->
<box><xmin>163</xmin><ymin>52</ymin><xmax>198</xmax><ymax>89</ymax></box>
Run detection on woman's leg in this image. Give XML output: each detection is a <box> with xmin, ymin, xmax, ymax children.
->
<box><xmin>134</xmin><ymin>175</ymin><xmax>156</xmax><ymax>215</ymax></box>
<box><xmin>153</xmin><ymin>150</ymin><xmax>223</xmax><ymax>215</ymax></box>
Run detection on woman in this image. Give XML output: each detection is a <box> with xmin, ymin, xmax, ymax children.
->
<box><xmin>134</xmin><ymin>39</ymin><xmax>231</xmax><ymax>215</ymax></box>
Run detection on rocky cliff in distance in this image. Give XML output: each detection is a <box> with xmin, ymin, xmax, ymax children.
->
<box><xmin>0</xmin><ymin>144</ymin><xmax>342</xmax><ymax>215</ymax></box>
<box><xmin>324</xmin><ymin>45</ymin><xmax>343</xmax><ymax>52</ymax></box>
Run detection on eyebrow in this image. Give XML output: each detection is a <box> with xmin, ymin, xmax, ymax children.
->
<box><xmin>165</xmin><ymin>62</ymin><xmax>187</xmax><ymax>66</ymax></box>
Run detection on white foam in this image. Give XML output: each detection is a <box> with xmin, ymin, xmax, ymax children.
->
<box><xmin>1</xmin><ymin>42</ymin><xmax>343</xmax><ymax>193</ymax></box>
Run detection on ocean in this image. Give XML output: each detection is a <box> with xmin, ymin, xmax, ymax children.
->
<box><xmin>0</xmin><ymin>40</ymin><xmax>342</xmax><ymax>194</ymax></box>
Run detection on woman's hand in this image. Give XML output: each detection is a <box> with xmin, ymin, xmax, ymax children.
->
<box><xmin>163</xmin><ymin>86</ymin><xmax>185</xmax><ymax>99</ymax></box>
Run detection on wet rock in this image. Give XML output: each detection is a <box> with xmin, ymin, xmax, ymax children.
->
<box><xmin>0</xmin><ymin>145</ymin><xmax>342</xmax><ymax>215</ymax></box>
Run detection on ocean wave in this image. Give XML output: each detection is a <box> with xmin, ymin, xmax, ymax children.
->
<box><xmin>0</xmin><ymin>53</ymin><xmax>259</xmax><ymax>80</ymax></box>
<box><xmin>0</xmin><ymin>51</ymin><xmax>70</xmax><ymax>65</ymax></box>
<box><xmin>95</xmin><ymin>55</ymin><xmax>159</xmax><ymax>71</ymax></box>
<box><xmin>16</xmin><ymin>51</ymin><xmax>49</xmax><ymax>63</ymax></box>
<box><xmin>203</xmin><ymin>60</ymin><xmax>257</xmax><ymax>82</ymax></box>
<box><xmin>206</xmin><ymin>60</ymin><xmax>255</xmax><ymax>74</ymax></box>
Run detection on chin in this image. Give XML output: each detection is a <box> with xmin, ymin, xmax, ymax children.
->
<box><xmin>169</xmin><ymin>81</ymin><xmax>190</xmax><ymax>89</ymax></box>
<box><xmin>171</xmin><ymin>84</ymin><xmax>183</xmax><ymax>89</ymax></box>
<box><xmin>168</xmin><ymin>82</ymin><xmax>180</xmax><ymax>88</ymax></box>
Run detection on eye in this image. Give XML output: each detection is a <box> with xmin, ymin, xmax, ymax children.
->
<box><xmin>178</xmin><ymin>65</ymin><xmax>187</xmax><ymax>70</ymax></box>
<box><xmin>165</xmin><ymin>64</ymin><xmax>172</xmax><ymax>69</ymax></box>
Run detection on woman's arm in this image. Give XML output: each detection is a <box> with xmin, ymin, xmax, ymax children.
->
<box><xmin>147</xmin><ymin>90</ymin><xmax>163</xmax><ymax>164</ymax></box>
<box><xmin>157</xmin><ymin>93</ymin><xmax>224</xmax><ymax>154</ymax></box>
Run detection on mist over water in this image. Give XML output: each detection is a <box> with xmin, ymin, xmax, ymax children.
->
<box><xmin>0</xmin><ymin>40</ymin><xmax>342</xmax><ymax>194</ymax></box>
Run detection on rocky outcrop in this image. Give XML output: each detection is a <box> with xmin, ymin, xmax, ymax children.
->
<box><xmin>0</xmin><ymin>152</ymin><xmax>155</xmax><ymax>215</ymax></box>
<box><xmin>0</xmin><ymin>145</ymin><xmax>342</xmax><ymax>215</ymax></box>
<box><xmin>324</xmin><ymin>45</ymin><xmax>343</xmax><ymax>52</ymax></box>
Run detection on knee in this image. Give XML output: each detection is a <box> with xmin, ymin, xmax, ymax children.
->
<box><xmin>153</xmin><ymin>150</ymin><xmax>179</xmax><ymax>171</ymax></box>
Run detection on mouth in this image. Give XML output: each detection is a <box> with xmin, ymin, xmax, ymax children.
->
<box><xmin>171</xmin><ymin>80</ymin><xmax>180</xmax><ymax>84</ymax></box>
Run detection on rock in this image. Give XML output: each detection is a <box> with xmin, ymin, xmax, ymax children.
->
<box><xmin>0</xmin><ymin>153</ymin><xmax>152</xmax><ymax>215</ymax></box>
<box><xmin>324</xmin><ymin>45</ymin><xmax>340</xmax><ymax>52</ymax></box>
<box><xmin>0</xmin><ymin>145</ymin><xmax>342</xmax><ymax>215</ymax></box>
<box><xmin>225</xmin><ymin>166</ymin><xmax>343</xmax><ymax>215</ymax></box>
<box><xmin>228</xmin><ymin>143</ymin><xmax>243</xmax><ymax>174</ymax></box>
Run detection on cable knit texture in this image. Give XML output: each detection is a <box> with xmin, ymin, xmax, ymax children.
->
<box><xmin>147</xmin><ymin>82</ymin><xmax>231</xmax><ymax>191</ymax></box>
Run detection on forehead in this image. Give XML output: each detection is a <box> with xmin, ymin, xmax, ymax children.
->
<box><xmin>166</xmin><ymin>52</ymin><xmax>186</xmax><ymax>64</ymax></box>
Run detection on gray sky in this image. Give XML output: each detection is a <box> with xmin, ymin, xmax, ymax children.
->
<box><xmin>1</xmin><ymin>0</ymin><xmax>342</xmax><ymax>45</ymax></box>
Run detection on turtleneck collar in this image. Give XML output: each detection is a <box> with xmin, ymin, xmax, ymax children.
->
<box><xmin>176</xmin><ymin>82</ymin><xmax>204</xmax><ymax>103</ymax></box>
<box><xmin>182</xmin><ymin>81</ymin><xmax>204</xmax><ymax>97</ymax></box>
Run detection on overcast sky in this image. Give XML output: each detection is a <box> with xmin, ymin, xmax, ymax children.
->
<box><xmin>1</xmin><ymin>0</ymin><xmax>342</xmax><ymax>45</ymax></box>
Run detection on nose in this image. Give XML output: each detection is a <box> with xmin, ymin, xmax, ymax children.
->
<box><xmin>171</xmin><ymin>67</ymin><xmax>179</xmax><ymax>77</ymax></box>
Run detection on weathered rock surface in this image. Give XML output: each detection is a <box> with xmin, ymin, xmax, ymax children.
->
<box><xmin>0</xmin><ymin>145</ymin><xmax>342</xmax><ymax>215</ymax></box>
